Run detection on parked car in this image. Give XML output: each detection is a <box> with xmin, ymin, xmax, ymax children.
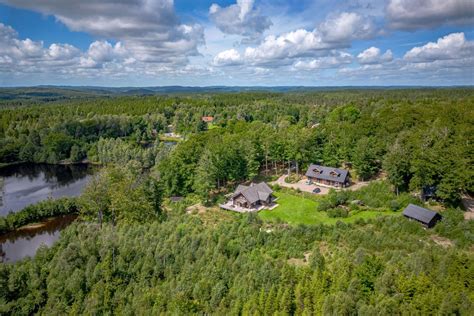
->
<box><xmin>306</xmin><ymin>179</ymin><xmax>313</xmax><ymax>185</ymax></box>
<box><xmin>312</xmin><ymin>188</ymin><xmax>321</xmax><ymax>194</ymax></box>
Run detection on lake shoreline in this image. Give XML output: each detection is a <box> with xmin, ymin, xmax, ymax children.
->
<box><xmin>0</xmin><ymin>162</ymin><xmax>96</xmax><ymax>216</ymax></box>
<box><xmin>0</xmin><ymin>160</ymin><xmax>102</xmax><ymax>170</ymax></box>
<box><xmin>15</xmin><ymin>215</ymin><xmax>78</xmax><ymax>231</ymax></box>
<box><xmin>0</xmin><ymin>214</ymin><xmax>78</xmax><ymax>263</ymax></box>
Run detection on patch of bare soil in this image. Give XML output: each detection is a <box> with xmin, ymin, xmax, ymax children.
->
<box><xmin>464</xmin><ymin>212</ymin><xmax>474</xmax><ymax>221</ymax></box>
<box><xmin>186</xmin><ymin>203</ymin><xmax>207</xmax><ymax>214</ymax></box>
<box><xmin>431</xmin><ymin>235</ymin><xmax>454</xmax><ymax>248</ymax></box>
<box><xmin>318</xmin><ymin>241</ymin><xmax>329</xmax><ymax>255</ymax></box>
<box><xmin>287</xmin><ymin>251</ymin><xmax>312</xmax><ymax>267</ymax></box>
<box><xmin>186</xmin><ymin>204</ymin><xmax>235</xmax><ymax>227</ymax></box>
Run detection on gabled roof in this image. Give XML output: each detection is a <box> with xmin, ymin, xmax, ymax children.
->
<box><xmin>305</xmin><ymin>164</ymin><xmax>349</xmax><ymax>183</ymax></box>
<box><xmin>402</xmin><ymin>204</ymin><xmax>441</xmax><ymax>224</ymax></box>
<box><xmin>232</xmin><ymin>182</ymin><xmax>273</xmax><ymax>204</ymax></box>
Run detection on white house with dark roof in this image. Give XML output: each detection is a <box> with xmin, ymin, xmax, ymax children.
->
<box><xmin>305</xmin><ymin>164</ymin><xmax>351</xmax><ymax>188</ymax></box>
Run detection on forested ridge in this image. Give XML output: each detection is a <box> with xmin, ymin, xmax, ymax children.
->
<box><xmin>0</xmin><ymin>89</ymin><xmax>473</xmax><ymax>314</ymax></box>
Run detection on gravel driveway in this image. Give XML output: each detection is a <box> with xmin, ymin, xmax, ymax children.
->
<box><xmin>271</xmin><ymin>175</ymin><xmax>330</xmax><ymax>195</ymax></box>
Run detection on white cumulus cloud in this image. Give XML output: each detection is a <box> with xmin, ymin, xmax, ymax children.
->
<box><xmin>209</xmin><ymin>0</ymin><xmax>272</xmax><ymax>38</ymax></box>
<box><xmin>404</xmin><ymin>32</ymin><xmax>473</xmax><ymax>62</ymax></box>
<box><xmin>213</xmin><ymin>49</ymin><xmax>243</xmax><ymax>66</ymax></box>
<box><xmin>0</xmin><ymin>0</ymin><xmax>204</xmax><ymax>65</ymax></box>
<box><xmin>293</xmin><ymin>52</ymin><xmax>353</xmax><ymax>70</ymax></box>
<box><xmin>357</xmin><ymin>47</ymin><xmax>393</xmax><ymax>64</ymax></box>
<box><xmin>217</xmin><ymin>11</ymin><xmax>377</xmax><ymax>66</ymax></box>
<box><xmin>319</xmin><ymin>12</ymin><xmax>377</xmax><ymax>43</ymax></box>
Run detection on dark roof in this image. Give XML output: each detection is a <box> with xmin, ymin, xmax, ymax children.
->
<box><xmin>232</xmin><ymin>182</ymin><xmax>273</xmax><ymax>204</ymax></box>
<box><xmin>422</xmin><ymin>186</ymin><xmax>437</xmax><ymax>197</ymax></box>
<box><xmin>402</xmin><ymin>204</ymin><xmax>441</xmax><ymax>224</ymax></box>
<box><xmin>305</xmin><ymin>164</ymin><xmax>349</xmax><ymax>183</ymax></box>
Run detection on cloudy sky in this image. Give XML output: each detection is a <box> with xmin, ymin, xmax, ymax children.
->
<box><xmin>0</xmin><ymin>0</ymin><xmax>472</xmax><ymax>86</ymax></box>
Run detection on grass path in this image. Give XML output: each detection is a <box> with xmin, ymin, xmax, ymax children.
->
<box><xmin>259</xmin><ymin>191</ymin><xmax>399</xmax><ymax>225</ymax></box>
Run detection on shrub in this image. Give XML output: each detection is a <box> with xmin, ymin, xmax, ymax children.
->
<box><xmin>272</xmin><ymin>184</ymin><xmax>281</xmax><ymax>191</ymax></box>
<box><xmin>317</xmin><ymin>199</ymin><xmax>335</xmax><ymax>211</ymax></box>
<box><xmin>389</xmin><ymin>200</ymin><xmax>400</xmax><ymax>211</ymax></box>
<box><xmin>327</xmin><ymin>208</ymin><xmax>349</xmax><ymax>218</ymax></box>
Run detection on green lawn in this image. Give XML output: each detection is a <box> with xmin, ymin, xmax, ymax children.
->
<box><xmin>259</xmin><ymin>191</ymin><xmax>399</xmax><ymax>225</ymax></box>
<box><xmin>159</xmin><ymin>135</ymin><xmax>183</xmax><ymax>142</ymax></box>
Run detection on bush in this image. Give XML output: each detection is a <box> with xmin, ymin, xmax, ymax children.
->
<box><xmin>327</xmin><ymin>207</ymin><xmax>349</xmax><ymax>218</ymax></box>
<box><xmin>317</xmin><ymin>181</ymin><xmax>419</xmax><ymax>211</ymax></box>
<box><xmin>435</xmin><ymin>208</ymin><xmax>474</xmax><ymax>247</ymax></box>
<box><xmin>389</xmin><ymin>200</ymin><xmax>400</xmax><ymax>211</ymax></box>
<box><xmin>272</xmin><ymin>184</ymin><xmax>281</xmax><ymax>191</ymax></box>
<box><xmin>317</xmin><ymin>199</ymin><xmax>335</xmax><ymax>211</ymax></box>
<box><xmin>284</xmin><ymin>174</ymin><xmax>301</xmax><ymax>183</ymax></box>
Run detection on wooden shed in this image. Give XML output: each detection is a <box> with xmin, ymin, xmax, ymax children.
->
<box><xmin>402</xmin><ymin>204</ymin><xmax>442</xmax><ymax>228</ymax></box>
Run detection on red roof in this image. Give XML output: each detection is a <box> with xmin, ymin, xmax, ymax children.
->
<box><xmin>201</xmin><ymin>116</ymin><xmax>214</xmax><ymax>122</ymax></box>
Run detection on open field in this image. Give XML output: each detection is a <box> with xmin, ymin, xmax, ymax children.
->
<box><xmin>259</xmin><ymin>191</ymin><xmax>399</xmax><ymax>225</ymax></box>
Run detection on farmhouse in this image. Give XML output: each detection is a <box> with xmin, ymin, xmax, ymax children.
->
<box><xmin>227</xmin><ymin>182</ymin><xmax>275</xmax><ymax>210</ymax></box>
<box><xmin>201</xmin><ymin>116</ymin><xmax>214</xmax><ymax>122</ymax></box>
<box><xmin>305</xmin><ymin>164</ymin><xmax>350</xmax><ymax>188</ymax></box>
<box><xmin>402</xmin><ymin>204</ymin><xmax>442</xmax><ymax>228</ymax></box>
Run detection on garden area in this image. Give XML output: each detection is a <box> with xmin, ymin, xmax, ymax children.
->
<box><xmin>259</xmin><ymin>189</ymin><xmax>399</xmax><ymax>225</ymax></box>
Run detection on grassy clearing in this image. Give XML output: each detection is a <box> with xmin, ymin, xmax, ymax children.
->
<box><xmin>259</xmin><ymin>191</ymin><xmax>399</xmax><ymax>225</ymax></box>
<box><xmin>207</xmin><ymin>123</ymin><xmax>220</xmax><ymax>130</ymax></box>
<box><xmin>159</xmin><ymin>135</ymin><xmax>183</xmax><ymax>142</ymax></box>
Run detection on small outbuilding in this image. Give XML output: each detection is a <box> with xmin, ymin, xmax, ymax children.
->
<box><xmin>402</xmin><ymin>204</ymin><xmax>442</xmax><ymax>228</ymax></box>
<box><xmin>201</xmin><ymin>116</ymin><xmax>214</xmax><ymax>122</ymax></box>
<box><xmin>421</xmin><ymin>186</ymin><xmax>437</xmax><ymax>201</ymax></box>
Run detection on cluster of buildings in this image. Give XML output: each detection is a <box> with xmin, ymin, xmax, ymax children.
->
<box><xmin>220</xmin><ymin>162</ymin><xmax>443</xmax><ymax>228</ymax></box>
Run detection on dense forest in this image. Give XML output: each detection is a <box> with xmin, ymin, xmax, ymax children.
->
<box><xmin>1</xmin><ymin>209</ymin><xmax>473</xmax><ymax>315</ymax></box>
<box><xmin>1</xmin><ymin>89</ymin><xmax>472</xmax><ymax>202</ymax></box>
<box><xmin>0</xmin><ymin>89</ymin><xmax>473</xmax><ymax>314</ymax></box>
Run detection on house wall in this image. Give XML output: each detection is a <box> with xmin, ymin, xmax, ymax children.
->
<box><xmin>233</xmin><ymin>195</ymin><xmax>250</xmax><ymax>208</ymax></box>
<box><xmin>309</xmin><ymin>177</ymin><xmax>347</xmax><ymax>188</ymax></box>
<box><xmin>404</xmin><ymin>215</ymin><xmax>440</xmax><ymax>228</ymax></box>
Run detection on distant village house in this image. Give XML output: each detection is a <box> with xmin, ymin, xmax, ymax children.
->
<box><xmin>201</xmin><ymin>116</ymin><xmax>214</xmax><ymax>123</ymax></box>
<box><xmin>305</xmin><ymin>164</ymin><xmax>350</xmax><ymax>188</ymax></box>
<box><xmin>402</xmin><ymin>204</ymin><xmax>442</xmax><ymax>228</ymax></box>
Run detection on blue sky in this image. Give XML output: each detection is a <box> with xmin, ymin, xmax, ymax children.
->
<box><xmin>0</xmin><ymin>0</ymin><xmax>472</xmax><ymax>86</ymax></box>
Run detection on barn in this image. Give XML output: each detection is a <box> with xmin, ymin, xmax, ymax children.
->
<box><xmin>402</xmin><ymin>204</ymin><xmax>442</xmax><ymax>228</ymax></box>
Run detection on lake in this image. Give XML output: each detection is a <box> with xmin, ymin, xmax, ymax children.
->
<box><xmin>0</xmin><ymin>163</ymin><xmax>96</xmax><ymax>216</ymax></box>
<box><xmin>0</xmin><ymin>214</ymin><xmax>77</xmax><ymax>263</ymax></box>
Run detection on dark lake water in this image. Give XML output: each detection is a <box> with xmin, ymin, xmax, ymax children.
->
<box><xmin>0</xmin><ymin>214</ymin><xmax>77</xmax><ymax>263</ymax></box>
<box><xmin>0</xmin><ymin>163</ymin><xmax>96</xmax><ymax>216</ymax></box>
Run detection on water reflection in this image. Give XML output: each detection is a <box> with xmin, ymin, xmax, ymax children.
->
<box><xmin>0</xmin><ymin>214</ymin><xmax>77</xmax><ymax>263</ymax></box>
<box><xmin>0</xmin><ymin>163</ymin><xmax>96</xmax><ymax>216</ymax></box>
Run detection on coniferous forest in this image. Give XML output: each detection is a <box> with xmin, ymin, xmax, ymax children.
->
<box><xmin>0</xmin><ymin>89</ymin><xmax>473</xmax><ymax>314</ymax></box>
